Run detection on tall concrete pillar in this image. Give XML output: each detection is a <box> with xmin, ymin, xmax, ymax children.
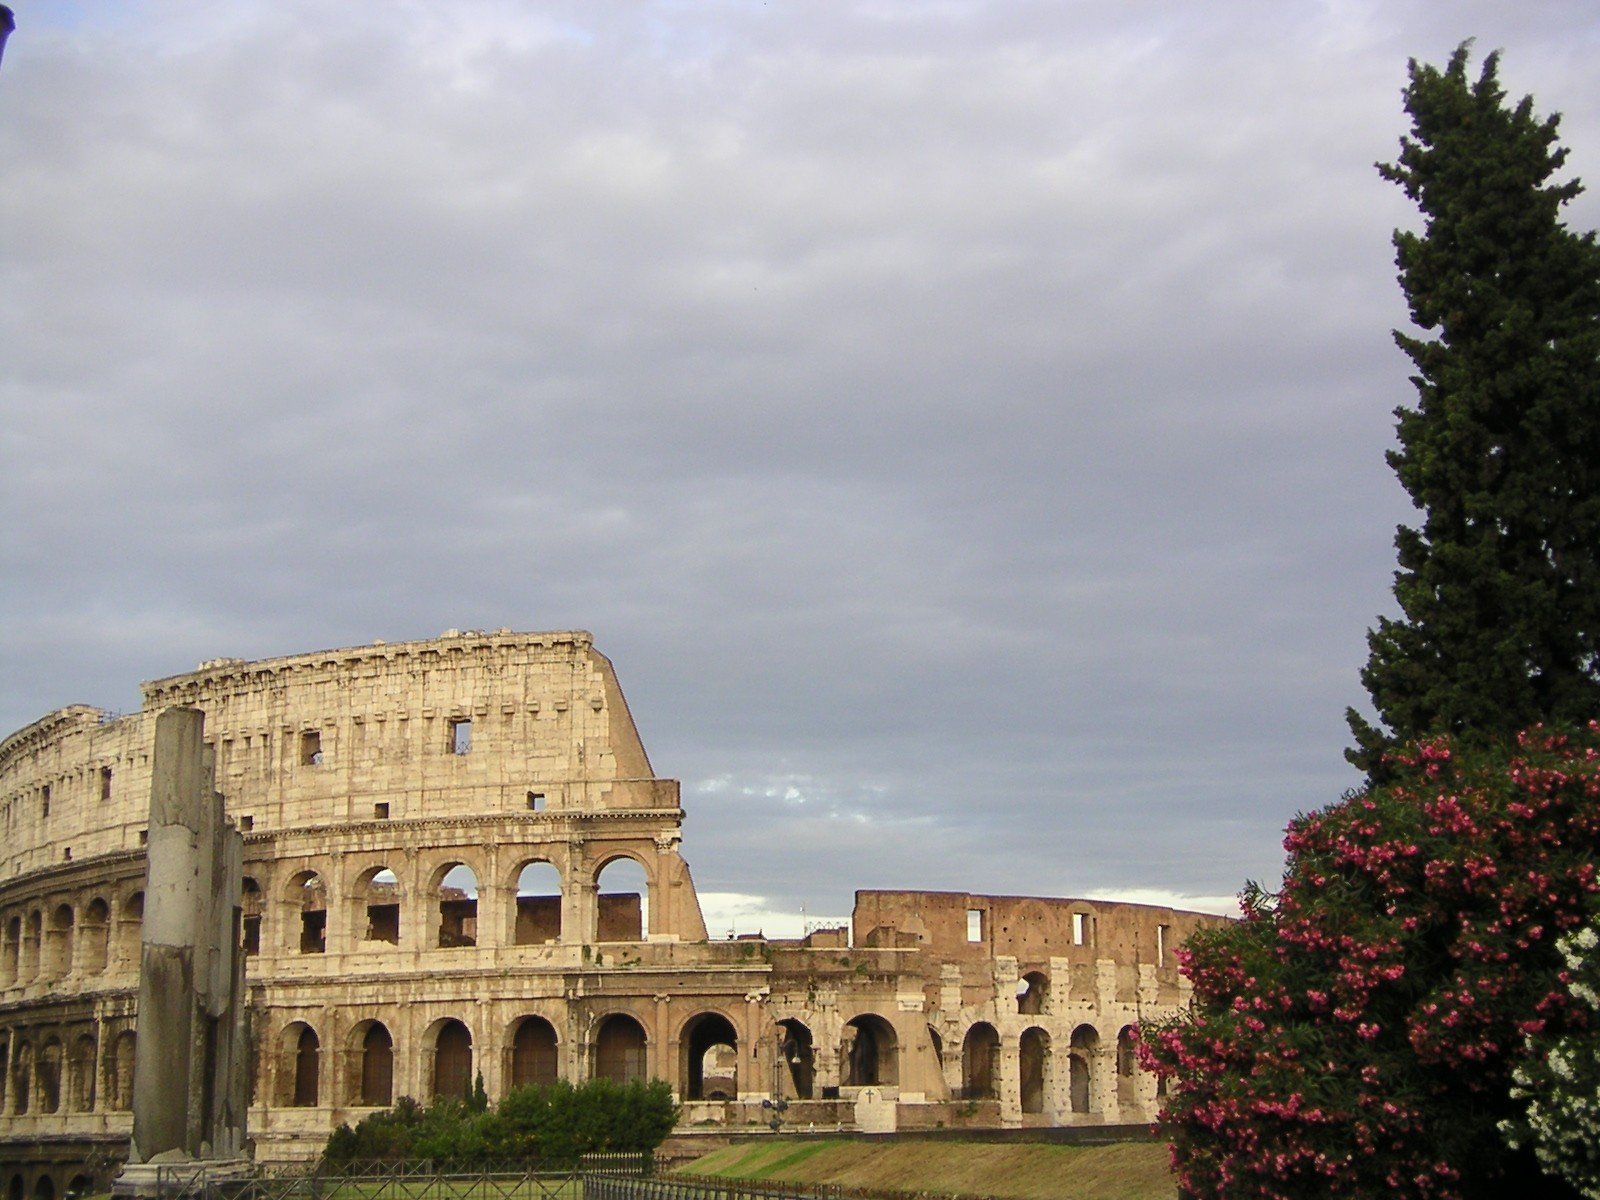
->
<box><xmin>118</xmin><ymin>707</ymin><xmax>248</xmax><ymax>1186</ymax></box>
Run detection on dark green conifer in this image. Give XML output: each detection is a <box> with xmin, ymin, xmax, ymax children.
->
<box><xmin>1350</xmin><ymin>43</ymin><xmax>1600</xmax><ymax>776</ymax></box>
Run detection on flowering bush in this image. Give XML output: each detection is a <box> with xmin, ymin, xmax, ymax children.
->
<box><xmin>1141</xmin><ymin>725</ymin><xmax>1600</xmax><ymax>1199</ymax></box>
<box><xmin>1503</xmin><ymin>923</ymin><xmax>1600</xmax><ymax>1198</ymax></box>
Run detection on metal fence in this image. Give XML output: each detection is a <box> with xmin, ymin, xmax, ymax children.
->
<box><xmin>147</xmin><ymin>1155</ymin><xmax>654</xmax><ymax>1200</ymax></box>
<box><xmin>582</xmin><ymin>1177</ymin><xmax>842</xmax><ymax>1200</ymax></box>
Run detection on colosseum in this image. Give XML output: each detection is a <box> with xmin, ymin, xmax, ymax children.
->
<box><xmin>0</xmin><ymin>630</ymin><xmax>1219</xmax><ymax>1194</ymax></box>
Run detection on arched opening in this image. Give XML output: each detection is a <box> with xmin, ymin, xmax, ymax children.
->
<box><xmin>31</xmin><ymin>1178</ymin><xmax>53</xmax><ymax>1200</ymax></box>
<box><xmin>68</xmin><ymin>1035</ymin><xmax>95</xmax><ymax>1112</ymax></box>
<box><xmin>279</xmin><ymin>1023</ymin><xmax>320</xmax><ymax>1107</ymax></box>
<box><xmin>777</xmin><ymin>1019</ymin><xmax>815</xmax><ymax>1100</ymax></box>
<box><xmin>1069</xmin><ymin>1024</ymin><xmax>1098</xmax><ymax>1114</ymax></box>
<box><xmin>593</xmin><ymin>1014</ymin><xmax>646</xmax><ymax>1084</ymax></box>
<box><xmin>286</xmin><ymin>872</ymin><xmax>326</xmax><ymax>954</ymax></box>
<box><xmin>1016</xmin><ymin>971</ymin><xmax>1049</xmax><ymax>1015</ymax></box>
<box><xmin>21</xmin><ymin>911</ymin><xmax>41</xmax><ymax>980</ymax></box>
<box><xmin>43</xmin><ymin>905</ymin><xmax>74</xmax><ymax>979</ymax></box>
<box><xmin>1020</xmin><ymin>1027</ymin><xmax>1050</xmax><ymax>1115</ymax></box>
<box><xmin>66</xmin><ymin>1178</ymin><xmax>91</xmax><ymax>1200</ymax></box>
<box><xmin>509</xmin><ymin>1016</ymin><xmax>559</xmax><ymax>1090</ymax></box>
<box><xmin>435</xmin><ymin>864</ymin><xmax>478</xmax><ymax>948</ymax></box>
<box><xmin>1</xmin><ymin>916</ymin><xmax>19</xmax><ymax>984</ymax></box>
<box><xmin>80</xmin><ymin>899</ymin><xmax>110</xmax><ymax>974</ymax></box>
<box><xmin>11</xmin><ymin>1041</ymin><xmax>31</xmax><ymax>1113</ymax></box>
<box><xmin>355</xmin><ymin>867</ymin><xmax>401</xmax><ymax>945</ymax></box>
<box><xmin>431</xmin><ymin>1019</ymin><xmax>473</xmax><ymax>1100</ymax></box>
<box><xmin>1117</xmin><ymin>1026</ymin><xmax>1139</xmax><ymax>1110</ymax></box>
<box><xmin>842</xmin><ymin>1014</ymin><xmax>898</xmax><ymax>1088</ymax></box>
<box><xmin>240</xmin><ymin>879</ymin><xmax>263</xmax><ymax>956</ymax></box>
<box><xmin>116</xmin><ymin>893</ymin><xmax>143</xmax><ymax>968</ymax></box>
<box><xmin>106</xmin><ymin>1032</ymin><xmax>135</xmax><ymax>1110</ymax></box>
<box><xmin>961</xmin><ymin>1022</ymin><xmax>999</xmax><ymax>1099</ymax></box>
<box><xmin>6</xmin><ymin>1177</ymin><xmax>18</xmax><ymax>1200</ymax></box>
<box><xmin>680</xmin><ymin>1012</ymin><xmax>738</xmax><ymax>1101</ymax></box>
<box><xmin>346</xmin><ymin>1021</ymin><xmax>393</xmax><ymax>1107</ymax></box>
<box><xmin>513</xmin><ymin>862</ymin><xmax>562</xmax><ymax>945</ymax></box>
<box><xmin>595</xmin><ymin>858</ymin><xmax>648</xmax><ymax>941</ymax></box>
<box><xmin>37</xmin><ymin>1038</ymin><xmax>62</xmax><ymax>1113</ymax></box>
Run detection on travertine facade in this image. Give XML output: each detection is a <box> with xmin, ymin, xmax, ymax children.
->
<box><xmin>0</xmin><ymin>631</ymin><xmax>1220</xmax><ymax>1195</ymax></box>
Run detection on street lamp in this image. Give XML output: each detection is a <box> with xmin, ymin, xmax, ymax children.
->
<box><xmin>763</xmin><ymin>1035</ymin><xmax>801</xmax><ymax>1132</ymax></box>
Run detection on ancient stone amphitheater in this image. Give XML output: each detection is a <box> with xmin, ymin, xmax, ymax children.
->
<box><xmin>0</xmin><ymin>631</ymin><xmax>1216</xmax><ymax>1196</ymax></box>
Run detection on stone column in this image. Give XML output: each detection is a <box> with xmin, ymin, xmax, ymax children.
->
<box><xmin>997</xmin><ymin>1038</ymin><xmax>1022</xmax><ymax>1127</ymax></box>
<box><xmin>121</xmin><ymin>706</ymin><xmax>248</xmax><ymax>1182</ymax></box>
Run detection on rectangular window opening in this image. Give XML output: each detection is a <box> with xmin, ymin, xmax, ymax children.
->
<box><xmin>41</xmin><ymin>786</ymin><xmax>50</xmax><ymax>819</ymax></box>
<box><xmin>242</xmin><ymin>915</ymin><xmax>261</xmax><ymax>956</ymax></box>
<box><xmin>300</xmin><ymin>909</ymin><xmax>327</xmax><ymax>954</ymax></box>
<box><xmin>300</xmin><ymin>730</ymin><xmax>323</xmax><ymax>766</ymax></box>
<box><xmin>100</xmin><ymin>767</ymin><xmax>113</xmax><ymax>801</ymax></box>
<box><xmin>373</xmin><ymin>802</ymin><xmax>390</xmax><ymax>820</ymax></box>
<box><xmin>966</xmin><ymin>908</ymin><xmax>983</xmax><ymax>943</ymax></box>
<box><xmin>450</xmin><ymin>718</ymin><xmax>472</xmax><ymax>755</ymax></box>
<box><xmin>240</xmin><ymin>815</ymin><xmax>254</xmax><ymax>832</ymax></box>
<box><xmin>138</xmin><ymin>829</ymin><xmax>148</xmax><ymax>846</ymax></box>
<box><xmin>527</xmin><ymin>791</ymin><xmax>545</xmax><ymax>811</ymax></box>
<box><xmin>1158</xmin><ymin>923</ymin><xmax>1170</xmax><ymax>961</ymax></box>
<box><xmin>1072</xmin><ymin>912</ymin><xmax>1087</xmax><ymax>946</ymax></box>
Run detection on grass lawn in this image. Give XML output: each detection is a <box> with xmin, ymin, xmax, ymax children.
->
<box><xmin>681</xmin><ymin>1138</ymin><xmax>1176</xmax><ymax>1200</ymax></box>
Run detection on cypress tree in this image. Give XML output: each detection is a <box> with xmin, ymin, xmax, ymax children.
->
<box><xmin>1348</xmin><ymin>43</ymin><xmax>1600</xmax><ymax>776</ymax></box>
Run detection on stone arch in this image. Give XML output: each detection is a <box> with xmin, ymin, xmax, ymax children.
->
<box><xmin>37</xmin><ymin>1038</ymin><xmax>62</xmax><ymax>1113</ymax></box>
<box><xmin>11</xmin><ymin>1039</ymin><xmax>31</xmax><ymax>1113</ymax></box>
<box><xmin>31</xmin><ymin>1178</ymin><xmax>53</xmax><ymax>1200</ymax></box>
<box><xmin>278</xmin><ymin>1022</ymin><xmax>320</xmax><ymax>1107</ymax></box>
<box><xmin>777</xmin><ymin>1018</ymin><xmax>815</xmax><ymax>1100</ymax></box>
<box><xmin>431</xmin><ymin>862</ymin><xmax>479</xmax><ymax>948</ymax></box>
<box><xmin>68</xmin><ymin>1034</ymin><xmax>95</xmax><ymax>1112</ymax></box>
<box><xmin>1019</xmin><ymin>1026</ymin><xmax>1051</xmax><ymax>1115</ymax></box>
<box><xmin>842</xmin><ymin>1014</ymin><xmax>898</xmax><ymax>1088</ymax></box>
<box><xmin>508</xmin><ymin>1015</ymin><xmax>559</xmax><ymax>1090</ymax></box>
<box><xmin>1</xmin><ymin>915</ymin><xmax>19</xmax><ymax>985</ymax></box>
<box><xmin>240</xmin><ymin>877</ymin><xmax>263</xmax><ymax>956</ymax></box>
<box><xmin>105</xmin><ymin>1031</ymin><xmax>135</xmax><ymax>1110</ymax></box>
<box><xmin>5</xmin><ymin>1176</ymin><xmax>17</xmax><ymax>1200</ymax></box>
<box><xmin>512</xmin><ymin>860</ymin><xmax>562</xmax><ymax>945</ymax></box>
<box><xmin>426</xmin><ymin>1017</ymin><xmax>474</xmax><ymax>1100</ymax></box>
<box><xmin>65</xmin><ymin>1178</ymin><xmax>91</xmax><ymax>1200</ymax></box>
<box><xmin>961</xmin><ymin>1022</ymin><xmax>999</xmax><ymax>1099</ymax></box>
<box><xmin>115</xmin><ymin>893</ymin><xmax>143</xmax><ymax>969</ymax></box>
<box><xmin>80</xmin><ymin>899</ymin><xmax>110</xmax><ymax>974</ymax></box>
<box><xmin>680</xmin><ymin>1011</ymin><xmax>738</xmax><ymax>1101</ymax></box>
<box><xmin>1069</xmin><ymin>1024</ymin><xmax>1099</xmax><ymax>1114</ymax></box>
<box><xmin>284</xmin><ymin>871</ymin><xmax>327</xmax><ymax>954</ymax></box>
<box><xmin>22</xmin><ymin>910</ymin><xmax>41</xmax><ymax>979</ymax></box>
<box><xmin>345</xmin><ymin>1020</ymin><xmax>394</xmax><ymax>1107</ymax></box>
<box><xmin>43</xmin><ymin>905</ymin><xmax>73</xmax><ymax>979</ymax></box>
<box><xmin>1016</xmin><ymin>970</ymin><xmax>1049</xmax><ymax>1015</ymax></box>
<box><xmin>594</xmin><ymin>856</ymin><xmax>649</xmax><ymax>942</ymax></box>
<box><xmin>1117</xmin><ymin>1025</ymin><xmax>1139</xmax><ymax>1109</ymax></box>
<box><xmin>592</xmin><ymin>1013</ymin><xmax>647</xmax><ymax>1084</ymax></box>
<box><xmin>352</xmin><ymin>865</ymin><xmax>401</xmax><ymax>946</ymax></box>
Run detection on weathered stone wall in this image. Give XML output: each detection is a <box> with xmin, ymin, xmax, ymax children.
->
<box><xmin>0</xmin><ymin>630</ymin><xmax>1225</xmax><ymax>1185</ymax></box>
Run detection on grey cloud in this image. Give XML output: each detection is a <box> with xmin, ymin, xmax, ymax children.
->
<box><xmin>3</xmin><ymin>0</ymin><xmax>1597</xmax><ymax>924</ymax></box>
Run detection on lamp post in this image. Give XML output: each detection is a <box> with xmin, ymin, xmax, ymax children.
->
<box><xmin>763</xmin><ymin>1035</ymin><xmax>799</xmax><ymax>1132</ymax></box>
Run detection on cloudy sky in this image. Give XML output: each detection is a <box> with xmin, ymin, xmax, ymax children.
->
<box><xmin>3</xmin><ymin>2</ymin><xmax>1597</xmax><ymax>936</ymax></box>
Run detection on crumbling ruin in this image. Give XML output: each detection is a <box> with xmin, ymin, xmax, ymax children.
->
<box><xmin>0</xmin><ymin>631</ymin><xmax>1221</xmax><ymax>1192</ymax></box>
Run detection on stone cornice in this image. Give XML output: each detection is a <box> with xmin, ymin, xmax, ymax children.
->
<box><xmin>142</xmin><ymin>629</ymin><xmax>596</xmax><ymax>705</ymax></box>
